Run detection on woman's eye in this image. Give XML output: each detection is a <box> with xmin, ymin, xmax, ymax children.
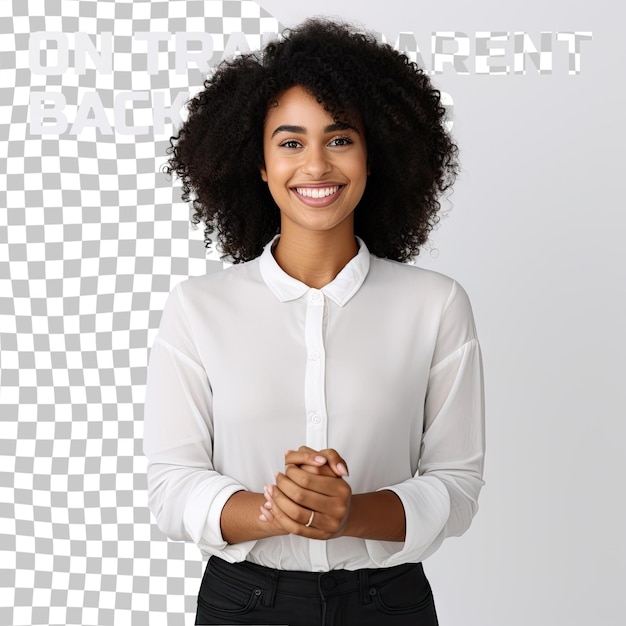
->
<box><xmin>329</xmin><ymin>136</ymin><xmax>353</xmax><ymax>147</ymax></box>
<box><xmin>280</xmin><ymin>140</ymin><xmax>301</xmax><ymax>149</ymax></box>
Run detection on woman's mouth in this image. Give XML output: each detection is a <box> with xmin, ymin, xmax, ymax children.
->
<box><xmin>292</xmin><ymin>185</ymin><xmax>344</xmax><ymax>206</ymax></box>
<box><xmin>295</xmin><ymin>185</ymin><xmax>340</xmax><ymax>198</ymax></box>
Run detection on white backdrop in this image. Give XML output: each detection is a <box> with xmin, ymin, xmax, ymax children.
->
<box><xmin>1</xmin><ymin>0</ymin><xmax>624</xmax><ymax>625</ymax></box>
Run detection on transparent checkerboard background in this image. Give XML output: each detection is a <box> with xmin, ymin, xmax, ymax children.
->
<box><xmin>0</xmin><ymin>1</ymin><xmax>281</xmax><ymax>624</ymax></box>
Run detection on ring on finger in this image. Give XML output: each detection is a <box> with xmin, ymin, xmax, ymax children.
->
<box><xmin>305</xmin><ymin>510</ymin><xmax>315</xmax><ymax>528</ymax></box>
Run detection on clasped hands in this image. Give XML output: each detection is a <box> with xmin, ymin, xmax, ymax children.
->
<box><xmin>259</xmin><ymin>445</ymin><xmax>351</xmax><ymax>540</ymax></box>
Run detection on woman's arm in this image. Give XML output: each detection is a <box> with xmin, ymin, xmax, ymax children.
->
<box><xmin>343</xmin><ymin>490</ymin><xmax>406</xmax><ymax>541</ymax></box>
<box><xmin>144</xmin><ymin>284</ymin><xmax>286</xmax><ymax>558</ymax></box>
<box><xmin>220</xmin><ymin>491</ymin><xmax>288</xmax><ymax>544</ymax></box>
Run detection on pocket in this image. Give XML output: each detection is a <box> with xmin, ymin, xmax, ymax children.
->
<box><xmin>197</xmin><ymin>561</ymin><xmax>263</xmax><ymax>616</ymax></box>
<box><xmin>369</xmin><ymin>563</ymin><xmax>436</xmax><ymax>616</ymax></box>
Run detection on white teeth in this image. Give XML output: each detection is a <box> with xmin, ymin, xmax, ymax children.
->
<box><xmin>295</xmin><ymin>186</ymin><xmax>340</xmax><ymax>198</ymax></box>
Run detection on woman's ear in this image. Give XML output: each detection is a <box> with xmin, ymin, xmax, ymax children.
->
<box><xmin>260</xmin><ymin>166</ymin><xmax>267</xmax><ymax>182</ymax></box>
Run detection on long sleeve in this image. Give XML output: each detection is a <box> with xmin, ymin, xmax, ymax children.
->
<box><xmin>365</xmin><ymin>281</ymin><xmax>485</xmax><ymax>566</ymax></box>
<box><xmin>142</xmin><ymin>285</ymin><xmax>257</xmax><ymax>562</ymax></box>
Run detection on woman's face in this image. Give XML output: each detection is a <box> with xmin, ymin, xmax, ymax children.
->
<box><xmin>260</xmin><ymin>85</ymin><xmax>368</xmax><ymax>237</ymax></box>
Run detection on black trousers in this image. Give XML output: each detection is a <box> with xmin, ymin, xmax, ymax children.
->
<box><xmin>196</xmin><ymin>556</ymin><xmax>439</xmax><ymax>626</ymax></box>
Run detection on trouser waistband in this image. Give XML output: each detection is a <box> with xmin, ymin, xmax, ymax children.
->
<box><xmin>208</xmin><ymin>556</ymin><xmax>424</xmax><ymax>607</ymax></box>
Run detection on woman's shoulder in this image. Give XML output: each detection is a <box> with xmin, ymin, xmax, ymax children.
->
<box><xmin>368</xmin><ymin>256</ymin><xmax>478</xmax><ymax>341</ymax></box>
<box><xmin>176</xmin><ymin>257</ymin><xmax>262</xmax><ymax>296</ymax></box>
<box><xmin>369</xmin><ymin>255</ymin><xmax>460</xmax><ymax>296</ymax></box>
<box><xmin>368</xmin><ymin>255</ymin><xmax>477</xmax><ymax>319</ymax></box>
<box><xmin>159</xmin><ymin>258</ymin><xmax>264</xmax><ymax>324</ymax></box>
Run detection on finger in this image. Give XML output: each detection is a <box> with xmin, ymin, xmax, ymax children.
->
<box><xmin>282</xmin><ymin>466</ymin><xmax>350</xmax><ymax>498</ymax></box>
<box><xmin>272</xmin><ymin>475</ymin><xmax>330</xmax><ymax>515</ymax></box>
<box><xmin>284</xmin><ymin>448</ymin><xmax>329</xmax><ymax>468</ymax></box>
<box><xmin>297</xmin><ymin>463</ymin><xmax>337</xmax><ymax>477</ymax></box>
<box><xmin>265</xmin><ymin>484</ymin><xmax>319</xmax><ymax>528</ymax></box>
<box><xmin>318</xmin><ymin>449</ymin><xmax>349</xmax><ymax>477</ymax></box>
<box><xmin>266</xmin><ymin>489</ymin><xmax>341</xmax><ymax>540</ymax></box>
<box><xmin>266</xmin><ymin>487</ymin><xmax>325</xmax><ymax>532</ymax></box>
<box><xmin>275</xmin><ymin>472</ymin><xmax>351</xmax><ymax>533</ymax></box>
<box><xmin>259</xmin><ymin>501</ymin><xmax>274</xmax><ymax>523</ymax></box>
<box><xmin>285</xmin><ymin>448</ymin><xmax>349</xmax><ymax>477</ymax></box>
<box><xmin>275</xmin><ymin>474</ymin><xmax>351</xmax><ymax>530</ymax></box>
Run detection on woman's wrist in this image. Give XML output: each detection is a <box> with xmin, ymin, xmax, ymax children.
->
<box><xmin>221</xmin><ymin>491</ymin><xmax>288</xmax><ymax>544</ymax></box>
<box><xmin>341</xmin><ymin>490</ymin><xmax>406</xmax><ymax>542</ymax></box>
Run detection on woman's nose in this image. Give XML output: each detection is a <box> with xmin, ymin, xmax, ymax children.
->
<box><xmin>300</xmin><ymin>146</ymin><xmax>331</xmax><ymax>178</ymax></box>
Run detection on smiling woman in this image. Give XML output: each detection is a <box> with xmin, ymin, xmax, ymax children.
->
<box><xmin>145</xmin><ymin>17</ymin><xmax>485</xmax><ymax>626</ymax></box>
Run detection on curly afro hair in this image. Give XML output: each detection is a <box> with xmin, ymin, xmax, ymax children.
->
<box><xmin>165</xmin><ymin>18</ymin><xmax>458</xmax><ymax>263</ymax></box>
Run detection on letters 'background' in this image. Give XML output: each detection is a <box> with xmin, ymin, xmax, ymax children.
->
<box><xmin>1</xmin><ymin>0</ymin><xmax>624</xmax><ymax>624</ymax></box>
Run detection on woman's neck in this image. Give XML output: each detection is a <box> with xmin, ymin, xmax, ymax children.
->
<box><xmin>272</xmin><ymin>223</ymin><xmax>359</xmax><ymax>289</ymax></box>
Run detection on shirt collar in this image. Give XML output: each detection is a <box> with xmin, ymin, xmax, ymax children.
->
<box><xmin>258</xmin><ymin>235</ymin><xmax>371</xmax><ymax>307</ymax></box>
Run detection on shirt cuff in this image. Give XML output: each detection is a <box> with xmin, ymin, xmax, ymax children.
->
<box><xmin>365</xmin><ymin>476</ymin><xmax>450</xmax><ymax>567</ymax></box>
<box><xmin>184</xmin><ymin>478</ymin><xmax>258</xmax><ymax>562</ymax></box>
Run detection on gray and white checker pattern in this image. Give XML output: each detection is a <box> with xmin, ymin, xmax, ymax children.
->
<box><xmin>0</xmin><ymin>1</ymin><xmax>281</xmax><ymax>624</ymax></box>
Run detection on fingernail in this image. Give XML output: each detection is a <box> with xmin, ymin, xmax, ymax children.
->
<box><xmin>263</xmin><ymin>501</ymin><xmax>272</xmax><ymax>509</ymax></box>
<box><xmin>259</xmin><ymin>514</ymin><xmax>267</xmax><ymax>522</ymax></box>
<box><xmin>336</xmin><ymin>462</ymin><xmax>348</xmax><ymax>476</ymax></box>
<box><xmin>314</xmin><ymin>455</ymin><xmax>326</xmax><ymax>464</ymax></box>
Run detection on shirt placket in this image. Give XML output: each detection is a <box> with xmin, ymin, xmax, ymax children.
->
<box><xmin>303</xmin><ymin>287</ymin><xmax>329</xmax><ymax>571</ymax></box>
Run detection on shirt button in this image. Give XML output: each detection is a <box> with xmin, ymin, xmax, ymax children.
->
<box><xmin>310</xmin><ymin>290</ymin><xmax>321</xmax><ymax>301</ymax></box>
<box><xmin>310</xmin><ymin>350</ymin><xmax>321</xmax><ymax>360</ymax></box>
<box><xmin>311</xmin><ymin>414</ymin><xmax>322</xmax><ymax>424</ymax></box>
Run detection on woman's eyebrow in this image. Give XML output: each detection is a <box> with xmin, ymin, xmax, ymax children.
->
<box><xmin>271</xmin><ymin>122</ymin><xmax>358</xmax><ymax>138</ymax></box>
<box><xmin>271</xmin><ymin>124</ymin><xmax>305</xmax><ymax>137</ymax></box>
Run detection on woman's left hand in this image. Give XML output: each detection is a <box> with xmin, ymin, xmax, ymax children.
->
<box><xmin>260</xmin><ymin>448</ymin><xmax>352</xmax><ymax>539</ymax></box>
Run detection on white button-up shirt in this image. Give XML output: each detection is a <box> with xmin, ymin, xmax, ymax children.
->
<box><xmin>143</xmin><ymin>237</ymin><xmax>485</xmax><ymax>571</ymax></box>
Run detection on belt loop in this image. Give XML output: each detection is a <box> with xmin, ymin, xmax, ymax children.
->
<box><xmin>262</xmin><ymin>568</ymin><xmax>278</xmax><ymax>607</ymax></box>
<box><xmin>358</xmin><ymin>570</ymin><xmax>371</xmax><ymax>604</ymax></box>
